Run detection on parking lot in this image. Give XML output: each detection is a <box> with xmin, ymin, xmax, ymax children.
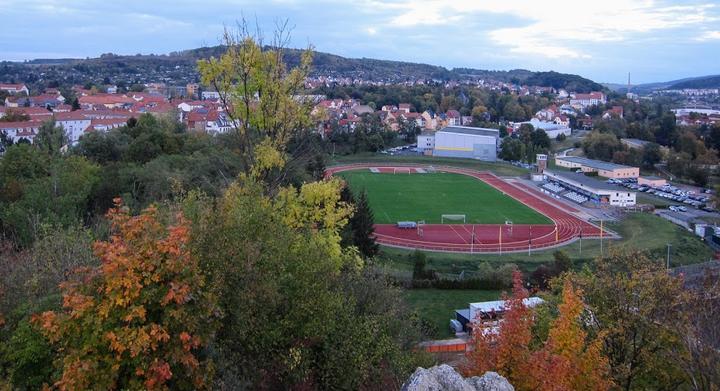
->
<box><xmin>379</xmin><ymin>144</ymin><xmax>419</xmax><ymax>156</ymax></box>
<box><xmin>607</xmin><ymin>177</ymin><xmax>715</xmax><ymax>212</ymax></box>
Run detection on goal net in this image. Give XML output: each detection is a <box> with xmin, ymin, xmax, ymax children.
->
<box><xmin>393</xmin><ymin>167</ymin><xmax>413</xmax><ymax>174</ymax></box>
<box><xmin>441</xmin><ymin>214</ymin><xmax>466</xmax><ymax>224</ymax></box>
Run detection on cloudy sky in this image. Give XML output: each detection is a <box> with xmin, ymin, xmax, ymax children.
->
<box><xmin>1</xmin><ymin>0</ymin><xmax>719</xmax><ymax>84</ymax></box>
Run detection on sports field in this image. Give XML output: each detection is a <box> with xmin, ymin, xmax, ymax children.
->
<box><xmin>338</xmin><ymin>170</ymin><xmax>552</xmax><ymax>224</ymax></box>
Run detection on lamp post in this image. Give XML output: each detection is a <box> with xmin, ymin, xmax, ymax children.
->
<box><xmin>666</xmin><ymin>243</ymin><xmax>672</xmax><ymax>270</ymax></box>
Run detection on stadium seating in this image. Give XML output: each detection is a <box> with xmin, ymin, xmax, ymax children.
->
<box><xmin>542</xmin><ymin>182</ymin><xmax>563</xmax><ymax>193</ymax></box>
<box><xmin>562</xmin><ymin>191</ymin><xmax>588</xmax><ymax>204</ymax></box>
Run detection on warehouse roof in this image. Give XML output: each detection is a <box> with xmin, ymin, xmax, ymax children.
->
<box><xmin>556</xmin><ymin>156</ymin><xmax>635</xmax><ymax>171</ymax></box>
<box><xmin>545</xmin><ymin>170</ymin><xmax>630</xmax><ymax>192</ymax></box>
<box><xmin>438</xmin><ymin>126</ymin><xmax>499</xmax><ymax>138</ymax></box>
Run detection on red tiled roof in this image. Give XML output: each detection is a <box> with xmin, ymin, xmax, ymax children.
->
<box><xmin>0</xmin><ymin>120</ymin><xmax>43</xmax><ymax>129</ymax></box>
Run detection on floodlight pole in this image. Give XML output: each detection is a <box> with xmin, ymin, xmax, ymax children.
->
<box><xmin>527</xmin><ymin>226</ymin><xmax>532</xmax><ymax>256</ymax></box>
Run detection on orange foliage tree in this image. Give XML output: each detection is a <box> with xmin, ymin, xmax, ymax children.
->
<box><xmin>464</xmin><ymin>270</ymin><xmax>533</xmax><ymax>386</ymax></box>
<box><xmin>33</xmin><ymin>199</ymin><xmax>217</xmax><ymax>390</ymax></box>
<box><xmin>525</xmin><ymin>280</ymin><xmax>612</xmax><ymax>391</ymax></box>
<box><xmin>464</xmin><ymin>272</ymin><xmax>612</xmax><ymax>391</ymax></box>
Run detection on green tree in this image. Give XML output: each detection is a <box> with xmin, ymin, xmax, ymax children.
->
<box><xmin>35</xmin><ymin>119</ymin><xmax>68</xmax><ymax>158</ymax></box>
<box><xmin>640</xmin><ymin>143</ymin><xmax>662</xmax><ymax>169</ymax></box>
<box><xmin>350</xmin><ymin>190</ymin><xmax>379</xmax><ymax>258</ymax></box>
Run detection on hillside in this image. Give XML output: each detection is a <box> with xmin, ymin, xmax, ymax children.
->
<box><xmin>1</xmin><ymin>45</ymin><xmax>603</xmax><ymax>92</ymax></box>
<box><xmin>669</xmin><ymin>75</ymin><xmax>720</xmax><ymax>89</ymax></box>
<box><xmin>604</xmin><ymin>74</ymin><xmax>720</xmax><ymax>94</ymax></box>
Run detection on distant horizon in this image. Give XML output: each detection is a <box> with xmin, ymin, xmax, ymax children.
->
<box><xmin>3</xmin><ymin>45</ymin><xmax>718</xmax><ymax>87</ymax></box>
<box><xmin>1</xmin><ymin>1</ymin><xmax>718</xmax><ymax>85</ymax></box>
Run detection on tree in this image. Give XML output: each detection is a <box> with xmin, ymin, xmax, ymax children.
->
<box><xmin>552</xmin><ymin>250</ymin><xmax>572</xmax><ymax>275</ymax></box>
<box><xmin>572</xmin><ymin>250</ymin><xmax>689</xmax><ymax>390</ymax></box>
<box><xmin>464</xmin><ymin>270</ymin><xmax>533</xmax><ymax>386</ymax></box>
<box><xmin>35</xmin><ymin>119</ymin><xmax>68</xmax><ymax>158</ymax></box>
<box><xmin>525</xmin><ymin>280</ymin><xmax>612</xmax><ymax>391</ymax></box>
<box><xmin>410</xmin><ymin>250</ymin><xmax>433</xmax><ymax>280</ymax></box>
<box><xmin>33</xmin><ymin>199</ymin><xmax>218</xmax><ymax>390</ymax></box>
<box><xmin>499</xmin><ymin>138</ymin><xmax>525</xmax><ymax>161</ymax></box>
<box><xmin>582</xmin><ymin>131</ymin><xmax>623</xmax><ymax>161</ymax></box>
<box><xmin>0</xmin><ymin>108</ymin><xmax>30</xmax><ymax>122</ymax></box>
<box><xmin>187</xmin><ymin>178</ymin><xmax>423</xmax><ymax>389</ymax></box>
<box><xmin>198</xmin><ymin>24</ymin><xmax>313</xmax><ymax>187</ymax></box>
<box><xmin>350</xmin><ymin>190</ymin><xmax>379</xmax><ymax>258</ymax></box>
<box><xmin>640</xmin><ymin>142</ymin><xmax>662</xmax><ymax>169</ymax></box>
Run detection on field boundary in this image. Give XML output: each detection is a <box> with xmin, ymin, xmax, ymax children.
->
<box><xmin>327</xmin><ymin>163</ymin><xmax>619</xmax><ymax>254</ymax></box>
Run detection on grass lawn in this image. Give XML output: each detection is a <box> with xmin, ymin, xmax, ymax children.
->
<box><xmin>338</xmin><ymin>170</ymin><xmax>552</xmax><ymax>225</ymax></box>
<box><xmin>330</xmin><ymin>153</ymin><xmax>529</xmax><ymax>177</ymax></box>
<box><xmin>378</xmin><ymin>213</ymin><xmax>713</xmax><ymax>274</ymax></box>
<box><xmin>403</xmin><ymin>289</ymin><xmax>502</xmax><ymax>338</ymax></box>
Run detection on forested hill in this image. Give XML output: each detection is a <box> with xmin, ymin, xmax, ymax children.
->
<box><xmin>669</xmin><ymin>75</ymin><xmax>720</xmax><ymax>89</ymax></box>
<box><xmin>3</xmin><ymin>45</ymin><xmax>603</xmax><ymax>92</ymax></box>
<box><xmin>181</xmin><ymin>46</ymin><xmax>604</xmax><ymax>91</ymax></box>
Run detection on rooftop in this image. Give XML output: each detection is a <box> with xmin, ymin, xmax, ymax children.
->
<box><xmin>469</xmin><ymin>297</ymin><xmax>545</xmax><ymax>313</ymax></box>
<box><xmin>556</xmin><ymin>156</ymin><xmax>636</xmax><ymax>171</ymax></box>
<box><xmin>544</xmin><ymin>170</ymin><xmax>631</xmax><ymax>192</ymax></box>
<box><xmin>438</xmin><ymin>125</ymin><xmax>499</xmax><ymax>138</ymax></box>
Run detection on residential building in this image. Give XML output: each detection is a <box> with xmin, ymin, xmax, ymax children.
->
<box><xmin>0</xmin><ymin>83</ymin><xmax>29</xmax><ymax>95</ymax></box>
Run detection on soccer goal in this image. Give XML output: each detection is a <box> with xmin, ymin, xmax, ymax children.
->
<box><xmin>441</xmin><ymin>214</ymin><xmax>466</xmax><ymax>224</ymax></box>
<box><xmin>393</xmin><ymin>167</ymin><xmax>413</xmax><ymax>174</ymax></box>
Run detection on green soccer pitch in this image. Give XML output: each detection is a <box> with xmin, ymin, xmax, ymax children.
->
<box><xmin>338</xmin><ymin>170</ymin><xmax>552</xmax><ymax>225</ymax></box>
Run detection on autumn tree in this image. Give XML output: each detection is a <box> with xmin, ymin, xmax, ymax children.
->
<box><xmin>33</xmin><ymin>199</ymin><xmax>218</xmax><ymax>390</ymax></box>
<box><xmin>525</xmin><ymin>280</ymin><xmax>612</xmax><ymax>391</ymax></box>
<box><xmin>197</xmin><ymin>22</ymin><xmax>314</xmax><ymax>188</ymax></box>
<box><xmin>464</xmin><ymin>270</ymin><xmax>533</xmax><ymax>386</ymax></box>
<box><xmin>573</xmin><ymin>250</ymin><xmax>689</xmax><ymax>390</ymax></box>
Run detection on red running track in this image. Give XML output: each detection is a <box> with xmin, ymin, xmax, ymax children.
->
<box><xmin>327</xmin><ymin>163</ymin><xmax>609</xmax><ymax>253</ymax></box>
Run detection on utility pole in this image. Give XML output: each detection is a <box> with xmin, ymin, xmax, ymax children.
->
<box><xmin>666</xmin><ymin>243</ymin><xmax>672</xmax><ymax>270</ymax></box>
<box><xmin>600</xmin><ymin>219</ymin><xmax>604</xmax><ymax>257</ymax></box>
<box><xmin>527</xmin><ymin>226</ymin><xmax>532</xmax><ymax>256</ymax></box>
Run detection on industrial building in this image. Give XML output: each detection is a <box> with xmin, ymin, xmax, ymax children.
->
<box><xmin>420</xmin><ymin>126</ymin><xmax>499</xmax><ymax>161</ymax></box>
<box><xmin>554</xmin><ymin>156</ymin><xmax>639</xmax><ymax>179</ymax></box>
<box><xmin>544</xmin><ymin>170</ymin><xmax>637</xmax><ymax>206</ymax></box>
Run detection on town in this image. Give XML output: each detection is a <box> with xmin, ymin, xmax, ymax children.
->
<box><xmin>2</xmin><ymin>3</ymin><xmax>720</xmax><ymax>390</ymax></box>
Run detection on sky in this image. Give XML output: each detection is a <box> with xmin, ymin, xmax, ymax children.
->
<box><xmin>1</xmin><ymin>0</ymin><xmax>719</xmax><ymax>84</ymax></box>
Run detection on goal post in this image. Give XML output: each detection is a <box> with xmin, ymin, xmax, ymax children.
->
<box><xmin>393</xmin><ymin>167</ymin><xmax>413</xmax><ymax>174</ymax></box>
<box><xmin>441</xmin><ymin>214</ymin><xmax>466</xmax><ymax>224</ymax></box>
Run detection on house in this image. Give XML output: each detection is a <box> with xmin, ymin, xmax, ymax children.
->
<box><xmin>381</xmin><ymin>104</ymin><xmax>397</xmax><ymax>112</ymax></box>
<box><xmin>79</xmin><ymin>94</ymin><xmax>135</xmax><ymax>110</ymax></box>
<box><xmin>0</xmin><ymin>83</ymin><xmax>29</xmax><ymax>95</ymax></box>
<box><xmin>553</xmin><ymin>114</ymin><xmax>570</xmax><ymax>127</ymax></box>
<box><xmin>352</xmin><ymin>105</ymin><xmax>374</xmax><ymax>116</ymax></box>
<box><xmin>569</xmin><ymin>92</ymin><xmax>606</xmax><ymax>110</ymax></box>
<box><xmin>421</xmin><ymin>110</ymin><xmax>437</xmax><ymax>130</ymax></box>
<box><xmin>602</xmin><ymin>106</ymin><xmax>624</xmax><ymax>120</ymax></box>
<box><xmin>54</xmin><ymin>112</ymin><xmax>92</xmax><ymax>144</ymax></box>
<box><xmin>398</xmin><ymin>103</ymin><xmax>411</xmax><ymax>113</ymax></box>
<box><xmin>0</xmin><ymin>120</ymin><xmax>43</xmax><ymax>143</ymax></box>
<box><xmin>186</xmin><ymin>83</ymin><xmax>200</xmax><ymax>98</ymax></box>
<box><xmin>446</xmin><ymin>110</ymin><xmax>461</xmax><ymax>126</ymax></box>
<box><xmin>201</xmin><ymin>90</ymin><xmax>221</xmax><ymax>100</ymax></box>
<box><xmin>31</xmin><ymin>93</ymin><xmax>66</xmax><ymax>108</ymax></box>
